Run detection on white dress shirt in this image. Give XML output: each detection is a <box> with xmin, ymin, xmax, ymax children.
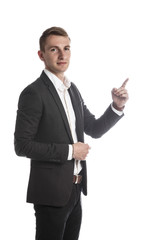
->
<box><xmin>44</xmin><ymin>69</ymin><xmax>82</xmax><ymax>175</ymax></box>
<box><xmin>44</xmin><ymin>69</ymin><xmax>123</xmax><ymax>175</ymax></box>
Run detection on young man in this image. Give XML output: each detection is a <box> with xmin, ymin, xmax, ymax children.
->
<box><xmin>14</xmin><ymin>27</ymin><xmax>129</xmax><ymax>240</ymax></box>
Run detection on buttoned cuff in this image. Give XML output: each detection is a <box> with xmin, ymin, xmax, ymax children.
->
<box><xmin>111</xmin><ymin>103</ymin><xmax>124</xmax><ymax>116</ymax></box>
<box><xmin>67</xmin><ymin>144</ymin><xmax>73</xmax><ymax>160</ymax></box>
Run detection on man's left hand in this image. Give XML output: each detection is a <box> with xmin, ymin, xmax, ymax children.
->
<box><xmin>111</xmin><ymin>78</ymin><xmax>129</xmax><ymax>110</ymax></box>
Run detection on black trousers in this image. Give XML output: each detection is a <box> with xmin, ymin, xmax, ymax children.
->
<box><xmin>34</xmin><ymin>184</ymin><xmax>82</xmax><ymax>240</ymax></box>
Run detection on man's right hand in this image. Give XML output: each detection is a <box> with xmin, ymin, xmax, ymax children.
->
<box><xmin>72</xmin><ymin>142</ymin><xmax>91</xmax><ymax>161</ymax></box>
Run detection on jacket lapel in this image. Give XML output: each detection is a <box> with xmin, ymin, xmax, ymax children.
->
<box><xmin>68</xmin><ymin>85</ymin><xmax>84</xmax><ymax>142</ymax></box>
<box><xmin>41</xmin><ymin>71</ymin><xmax>74</xmax><ymax>143</ymax></box>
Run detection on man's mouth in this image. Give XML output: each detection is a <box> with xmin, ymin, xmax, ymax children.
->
<box><xmin>57</xmin><ymin>62</ymin><xmax>67</xmax><ymax>65</ymax></box>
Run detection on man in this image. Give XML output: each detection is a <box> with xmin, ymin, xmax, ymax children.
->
<box><xmin>14</xmin><ymin>27</ymin><xmax>129</xmax><ymax>240</ymax></box>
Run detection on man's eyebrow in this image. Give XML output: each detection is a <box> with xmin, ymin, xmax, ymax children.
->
<box><xmin>48</xmin><ymin>45</ymin><xmax>70</xmax><ymax>49</ymax></box>
<box><xmin>48</xmin><ymin>45</ymin><xmax>58</xmax><ymax>49</ymax></box>
<box><xmin>63</xmin><ymin>45</ymin><xmax>71</xmax><ymax>49</ymax></box>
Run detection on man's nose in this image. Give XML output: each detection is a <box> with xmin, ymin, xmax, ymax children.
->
<box><xmin>58</xmin><ymin>50</ymin><xmax>66</xmax><ymax>59</ymax></box>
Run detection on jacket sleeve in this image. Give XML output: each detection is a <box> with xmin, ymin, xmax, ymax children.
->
<box><xmin>83</xmin><ymin>103</ymin><xmax>124</xmax><ymax>138</ymax></box>
<box><xmin>14</xmin><ymin>85</ymin><xmax>68</xmax><ymax>163</ymax></box>
<box><xmin>71</xmin><ymin>83</ymin><xmax>124</xmax><ymax>139</ymax></box>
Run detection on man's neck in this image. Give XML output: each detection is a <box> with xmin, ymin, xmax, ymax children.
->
<box><xmin>45</xmin><ymin>68</ymin><xmax>65</xmax><ymax>82</ymax></box>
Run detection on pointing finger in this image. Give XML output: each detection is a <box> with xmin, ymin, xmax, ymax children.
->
<box><xmin>121</xmin><ymin>78</ymin><xmax>129</xmax><ymax>88</ymax></box>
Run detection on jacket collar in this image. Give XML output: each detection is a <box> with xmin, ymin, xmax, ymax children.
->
<box><xmin>43</xmin><ymin>69</ymin><xmax>71</xmax><ymax>92</ymax></box>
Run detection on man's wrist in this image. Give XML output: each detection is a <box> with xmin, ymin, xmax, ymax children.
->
<box><xmin>112</xmin><ymin>102</ymin><xmax>125</xmax><ymax>111</ymax></box>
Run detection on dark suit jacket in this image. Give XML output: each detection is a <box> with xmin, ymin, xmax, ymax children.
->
<box><xmin>14</xmin><ymin>71</ymin><xmax>123</xmax><ymax>207</ymax></box>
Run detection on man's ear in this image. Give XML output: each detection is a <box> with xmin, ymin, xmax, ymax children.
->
<box><xmin>38</xmin><ymin>50</ymin><xmax>44</xmax><ymax>61</ymax></box>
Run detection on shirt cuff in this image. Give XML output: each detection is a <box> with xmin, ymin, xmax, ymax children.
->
<box><xmin>111</xmin><ymin>103</ymin><xmax>123</xmax><ymax>116</ymax></box>
<box><xmin>67</xmin><ymin>145</ymin><xmax>73</xmax><ymax>160</ymax></box>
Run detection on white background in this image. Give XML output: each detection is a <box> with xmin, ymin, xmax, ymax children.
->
<box><xmin>0</xmin><ymin>0</ymin><xmax>160</xmax><ymax>239</ymax></box>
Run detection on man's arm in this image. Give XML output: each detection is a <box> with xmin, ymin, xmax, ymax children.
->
<box><xmin>83</xmin><ymin>104</ymin><xmax>124</xmax><ymax>138</ymax></box>
<box><xmin>14</xmin><ymin>85</ymin><xmax>68</xmax><ymax>163</ymax></box>
<box><xmin>70</xmin><ymin>79</ymin><xmax>129</xmax><ymax>161</ymax></box>
<box><xmin>83</xmin><ymin>78</ymin><xmax>129</xmax><ymax>138</ymax></box>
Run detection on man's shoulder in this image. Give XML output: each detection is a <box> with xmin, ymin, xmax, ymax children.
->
<box><xmin>20</xmin><ymin>72</ymin><xmax>46</xmax><ymax>94</ymax></box>
<box><xmin>70</xmin><ymin>82</ymin><xmax>80</xmax><ymax>94</ymax></box>
<box><xmin>17</xmin><ymin>71</ymin><xmax>52</xmax><ymax>107</ymax></box>
<box><xmin>70</xmin><ymin>82</ymin><xmax>82</xmax><ymax>99</ymax></box>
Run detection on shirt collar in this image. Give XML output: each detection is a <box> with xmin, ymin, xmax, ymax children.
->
<box><xmin>44</xmin><ymin>69</ymin><xmax>71</xmax><ymax>92</ymax></box>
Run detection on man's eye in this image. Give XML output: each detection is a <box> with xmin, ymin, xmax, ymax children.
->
<box><xmin>65</xmin><ymin>47</ymin><xmax>70</xmax><ymax>51</ymax></box>
<box><xmin>51</xmin><ymin>48</ymin><xmax>57</xmax><ymax>52</ymax></box>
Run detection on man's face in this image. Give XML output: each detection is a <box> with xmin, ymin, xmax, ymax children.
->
<box><xmin>38</xmin><ymin>35</ymin><xmax>71</xmax><ymax>80</ymax></box>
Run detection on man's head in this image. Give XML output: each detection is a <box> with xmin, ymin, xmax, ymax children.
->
<box><xmin>38</xmin><ymin>27</ymin><xmax>71</xmax><ymax>81</ymax></box>
<box><xmin>39</xmin><ymin>27</ymin><xmax>70</xmax><ymax>52</ymax></box>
